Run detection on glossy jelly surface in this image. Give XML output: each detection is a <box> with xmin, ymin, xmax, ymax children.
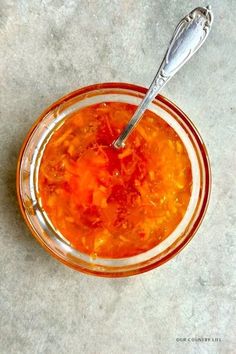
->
<box><xmin>38</xmin><ymin>102</ymin><xmax>192</xmax><ymax>258</ymax></box>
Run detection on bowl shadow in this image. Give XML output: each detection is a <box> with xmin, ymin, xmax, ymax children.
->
<box><xmin>2</xmin><ymin>129</ymin><xmax>50</xmax><ymax>262</ymax></box>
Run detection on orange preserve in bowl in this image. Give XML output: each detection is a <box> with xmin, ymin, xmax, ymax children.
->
<box><xmin>38</xmin><ymin>101</ymin><xmax>192</xmax><ymax>258</ymax></box>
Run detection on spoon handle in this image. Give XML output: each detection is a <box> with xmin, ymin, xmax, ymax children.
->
<box><xmin>113</xmin><ymin>6</ymin><xmax>213</xmax><ymax>149</ymax></box>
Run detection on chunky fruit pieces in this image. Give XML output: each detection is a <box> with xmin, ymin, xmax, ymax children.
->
<box><xmin>38</xmin><ymin>102</ymin><xmax>192</xmax><ymax>258</ymax></box>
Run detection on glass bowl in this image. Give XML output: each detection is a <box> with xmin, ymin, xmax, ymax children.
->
<box><xmin>16</xmin><ymin>83</ymin><xmax>211</xmax><ymax>277</ymax></box>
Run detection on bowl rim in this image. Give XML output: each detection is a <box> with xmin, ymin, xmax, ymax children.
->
<box><xmin>16</xmin><ymin>82</ymin><xmax>211</xmax><ymax>277</ymax></box>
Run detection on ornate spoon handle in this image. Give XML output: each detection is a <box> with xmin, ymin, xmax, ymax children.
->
<box><xmin>113</xmin><ymin>6</ymin><xmax>213</xmax><ymax>149</ymax></box>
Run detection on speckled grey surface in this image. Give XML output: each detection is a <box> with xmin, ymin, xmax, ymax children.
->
<box><xmin>0</xmin><ymin>1</ymin><xmax>235</xmax><ymax>353</ymax></box>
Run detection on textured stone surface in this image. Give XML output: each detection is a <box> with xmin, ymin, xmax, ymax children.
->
<box><xmin>0</xmin><ymin>1</ymin><xmax>235</xmax><ymax>353</ymax></box>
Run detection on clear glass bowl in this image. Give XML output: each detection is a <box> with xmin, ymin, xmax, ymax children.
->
<box><xmin>16</xmin><ymin>83</ymin><xmax>211</xmax><ymax>277</ymax></box>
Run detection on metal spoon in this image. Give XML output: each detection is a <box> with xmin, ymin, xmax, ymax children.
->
<box><xmin>112</xmin><ymin>6</ymin><xmax>213</xmax><ymax>149</ymax></box>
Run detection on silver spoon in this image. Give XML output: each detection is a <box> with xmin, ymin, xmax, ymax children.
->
<box><xmin>112</xmin><ymin>6</ymin><xmax>213</xmax><ymax>149</ymax></box>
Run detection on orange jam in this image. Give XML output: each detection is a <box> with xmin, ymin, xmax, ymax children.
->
<box><xmin>38</xmin><ymin>102</ymin><xmax>192</xmax><ymax>258</ymax></box>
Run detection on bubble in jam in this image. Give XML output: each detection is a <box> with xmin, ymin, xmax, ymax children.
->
<box><xmin>38</xmin><ymin>102</ymin><xmax>192</xmax><ymax>258</ymax></box>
